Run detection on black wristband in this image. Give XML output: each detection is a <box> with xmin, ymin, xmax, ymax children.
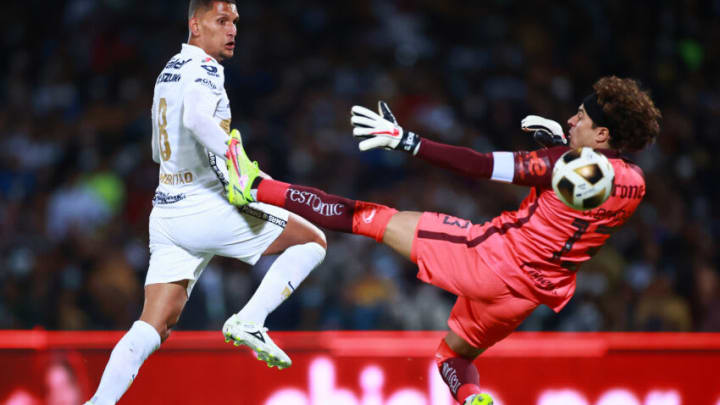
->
<box><xmin>400</xmin><ymin>131</ymin><xmax>420</xmax><ymax>154</ymax></box>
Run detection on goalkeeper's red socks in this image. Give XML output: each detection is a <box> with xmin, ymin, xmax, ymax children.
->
<box><xmin>256</xmin><ymin>179</ymin><xmax>397</xmax><ymax>242</ymax></box>
<box><xmin>436</xmin><ymin>339</ymin><xmax>483</xmax><ymax>404</ymax></box>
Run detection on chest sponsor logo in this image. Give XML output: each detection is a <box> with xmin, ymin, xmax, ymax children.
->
<box><xmin>159</xmin><ymin>170</ymin><xmax>194</xmax><ymax>185</ymax></box>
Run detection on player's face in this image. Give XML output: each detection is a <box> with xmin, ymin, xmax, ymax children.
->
<box><xmin>194</xmin><ymin>2</ymin><xmax>239</xmax><ymax>61</ymax></box>
<box><xmin>567</xmin><ymin>104</ymin><xmax>601</xmax><ymax>149</ymax></box>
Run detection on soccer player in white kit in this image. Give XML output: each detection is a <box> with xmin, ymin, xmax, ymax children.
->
<box><xmin>85</xmin><ymin>1</ymin><xmax>327</xmax><ymax>403</ymax></box>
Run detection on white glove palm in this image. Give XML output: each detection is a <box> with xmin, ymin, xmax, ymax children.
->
<box><xmin>351</xmin><ymin>102</ymin><xmax>421</xmax><ymax>154</ymax></box>
<box><xmin>521</xmin><ymin>115</ymin><xmax>567</xmax><ymax>148</ymax></box>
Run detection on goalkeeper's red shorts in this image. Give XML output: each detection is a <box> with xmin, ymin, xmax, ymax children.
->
<box><xmin>411</xmin><ymin>212</ymin><xmax>539</xmax><ymax>349</ymax></box>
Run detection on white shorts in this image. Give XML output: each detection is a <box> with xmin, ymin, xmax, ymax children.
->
<box><xmin>145</xmin><ymin>200</ymin><xmax>289</xmax><ymax>295</ymax></box>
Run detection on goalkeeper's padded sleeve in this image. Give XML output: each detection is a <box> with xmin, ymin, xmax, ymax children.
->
<box><xmin>416</xmin><ymin>138</ymin><xmax>571</xmax><ymax>188</ymax></box>
<box><xmin>415</xmin><ymin>138</ymin><xmax>495</xmax><ymax>180</ymax></box>
<box><xmin>182</xmin><ymin>84</ymin><xmax>229</xmax><ymax>159</ymax></box>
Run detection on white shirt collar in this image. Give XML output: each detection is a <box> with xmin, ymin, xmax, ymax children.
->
<box><xmin>181</xmin><ymin>43</ymin><xmax>220</xmax><ymax>66</ymax></box>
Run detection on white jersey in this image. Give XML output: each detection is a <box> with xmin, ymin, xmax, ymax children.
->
<box><xmin>150</xmin><ymin>43</ymin><xmax>230</xmax><ymax>214</ymax></box>
<box><xmin>145</xmin><ymin>44</ymin><xmax>292</xmax><ymax>295</ymax></box>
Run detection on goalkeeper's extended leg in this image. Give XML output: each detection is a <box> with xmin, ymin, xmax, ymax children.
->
<box><xmin>240</xmin><ymin>178</ymin><xmax>399</xmax><ymax>243</ymax></box>
<box><xmin>436</xmin><ymin>334</ymin><xmax>494</xmax><ymax>405</ymax></box>
<box><xmin>223</xmin><ymin>132</ymin><xmax>402</xmax><ymax>244</ymax></box>
<box><xmin>223</xmin><ymin>132</ymin><xmax>412</xmax><ymax>250</ymax></box>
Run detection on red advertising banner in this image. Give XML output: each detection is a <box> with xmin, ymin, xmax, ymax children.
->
<box><xmin>1</xmin><ymin>331</ymin><xmax>719</xmax><ymax>405</ymax></box>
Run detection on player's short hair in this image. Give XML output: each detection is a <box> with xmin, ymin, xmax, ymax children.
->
<box><xmin>188</xmin><ymin>0</ymin><xmax>236</xmax><ymax>19</ymax></box>
<box><xmin>592</xmin><ymin>76</ymin><xmax>661</xmax><ymax>152</ymax></box>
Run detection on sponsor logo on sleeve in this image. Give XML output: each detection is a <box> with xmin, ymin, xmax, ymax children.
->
<box><xmin>164</xmin><ymin>58</ymin><xmax>192</xmax><ymax>70</ymax></box>
<box><xmin>515</xmin><ymin>151</ymin><xmax>549</xmax><ymax>180</ymax></box>
<box><xmin>287</xmin><ymin>189</ymin><xmax>344</xmax><ymax>216</ymax></box>
<box><xmin>156</xmin><ymin>73</ymin><xmax>181</xmax><ymax>84</ymax></box>
<box><xmin>194</xmin><ymin>78</ymin><xmax>218</xmax><ymax>91</ymax></box>
<box><xmin>440</xmin><ymin>363</ymin><xmax>461</xmax><ymax>394</ymax></box>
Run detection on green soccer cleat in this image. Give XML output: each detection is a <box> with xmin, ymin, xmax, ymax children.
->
<box><xmin>464</xmin><ymin>393</ymin><xmax>494</xmax><ymax>405</ymax></box>
<box><xmin>225</xmin><ymin>129</ymin><xmax>259</xmax><ymax>206</ymax></box>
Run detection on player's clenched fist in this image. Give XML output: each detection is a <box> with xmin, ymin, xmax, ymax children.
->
<box><xmin>351</xmin><ymin>101</ymin><xmax>421</xmax><ymax>155</ymax></box>
<box><xmin>521</xmin><ymin>115</ymin><xmax>567</xmax><ymax>148</ymax></box>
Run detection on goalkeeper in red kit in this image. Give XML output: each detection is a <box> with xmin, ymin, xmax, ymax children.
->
<box><xmin>224</xmin><ymin>76</ymin><xmax>661</xmax><ymax>405</ymax></box>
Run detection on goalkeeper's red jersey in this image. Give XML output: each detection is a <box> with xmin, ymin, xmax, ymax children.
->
<box><xmin>417</xmin><ymin>142</ymin><xmax>646</xmax><ymax>311</ymax></box>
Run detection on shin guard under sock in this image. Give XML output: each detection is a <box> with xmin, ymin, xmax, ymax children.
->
<box><xmin>436</xmin><ymin>339</ymin><xmax>482</xmax><ymax>403</ymax></box>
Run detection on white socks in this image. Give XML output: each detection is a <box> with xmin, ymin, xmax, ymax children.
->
<box><xmin>237</xmin><ymin>241</ymin><xmax>325</xmax><ymax>325</ymax></box>
<box><xmin>87</xmin><ymin>242</ymin><xmax>325</xmax><ymax>404</ymax></box>
<box><xmin>89</xmin><ymin>320</ymin><xmax>161</xmax><ymax>405</ymax></box>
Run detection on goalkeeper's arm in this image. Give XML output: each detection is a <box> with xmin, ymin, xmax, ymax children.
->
<box><xmin>350</xmin><ymin>101</ymin><xmax>567</xmax><ymax>187</ymax></box>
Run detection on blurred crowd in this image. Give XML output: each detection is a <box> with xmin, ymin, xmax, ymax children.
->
<box><xmin>0</xmin><ymin>0</ymin><xmax>718</xmax><ymax>334</ymax></box>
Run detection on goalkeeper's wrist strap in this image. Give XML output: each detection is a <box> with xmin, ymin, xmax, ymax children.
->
<box><xmin>401</xmin><ymin>131</ymin><xmax>421</xmax><ymax>155</ymax></box>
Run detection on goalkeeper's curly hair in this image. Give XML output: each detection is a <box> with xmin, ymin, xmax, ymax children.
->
<box><xmin>594</xmin><ymin>76</ymin><xmax>661</xmax><ymax>152</ymax></box>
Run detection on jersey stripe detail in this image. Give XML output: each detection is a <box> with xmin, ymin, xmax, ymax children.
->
<box><xmin>240</xmin><ymin>205</ymin><xmax>287</xmax><ymax>228</ymax></box>
<box><xmin>491</xmin><ymin>152</ymin><xmax>514</xmax><ymax>183</ymax></box>
<box><xmin>417</xmin><ymin>198</ymin><xmax>540</xmax><ymax>247</ymax></box>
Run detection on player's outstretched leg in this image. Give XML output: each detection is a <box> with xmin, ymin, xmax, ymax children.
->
<box><xmin>225</xmin><ymin>129</ymin><xmax>259</xmax><ymax>205</ymax></box>
<box><xmin>436</xmin><ymin>336</ymin><xmax>494</xmax><ymax>405</ymax></box>
<box><xmin>222</xmin><ymin>314</ymin><xmax>292</xmax><ymax>369</ymax></box>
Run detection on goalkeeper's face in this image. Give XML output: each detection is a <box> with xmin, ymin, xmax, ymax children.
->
<box><xmin>190</xmin><ymin>2</ymin><xmax>239</xmax><ymax>62</ymax></box>
<box><xmin>567</xmin><ymin>104</ymin><xmax>606</xmax><ymax>149</ymax></box>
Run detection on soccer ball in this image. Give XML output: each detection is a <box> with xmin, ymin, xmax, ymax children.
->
<box><xmin>552</xmin><ymin>147</ymin><xmax>615</xmax><ymax>210</ymax></box>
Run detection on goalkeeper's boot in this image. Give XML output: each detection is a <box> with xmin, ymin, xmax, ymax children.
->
<box><xmin>225</xmin><ymin>129</ymin><xmax>259</xmax><ymax>206</ymax></box>
<box><xmin>464</xmin><ymin>393</ymin><xmax>494</xmax><ymax>405</ymax></box>
<box><xmin>222</xmin><ymin>314</ymin><xmax>292</xmax><ymax>369</ymax></box>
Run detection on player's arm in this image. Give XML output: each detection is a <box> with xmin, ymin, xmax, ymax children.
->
<box><xmin>350</xmin><ymin>102</ymin><xmax>567</xmax><ymax>188</ymax></box>
<box><xmin>182</xmin><ymin>77</ymin><xmax>229</xmax><ymax>158</ymax></box>
<box><xmin>417</xmin><ymin>140</ymin><xmax>568</xmax><ymax>188</ymax></box>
